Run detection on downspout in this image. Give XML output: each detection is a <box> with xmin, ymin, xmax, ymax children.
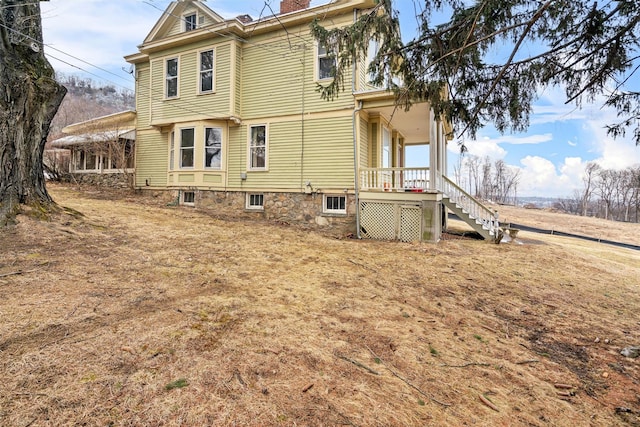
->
<box><xmin>353</xmin><ymin>100</ymin><xmax>363</xmax><ymax>238</ymax></box>
<box><xmin>353</xmin><ymin>7</ymin><xmax>363</xmax><ymax>238</ymax></box>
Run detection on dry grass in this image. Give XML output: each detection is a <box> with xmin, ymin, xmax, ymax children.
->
<box><xmin>1</xmin><ymin>183</ymin><xmax>639</xmax><ymax>426</ymax></box>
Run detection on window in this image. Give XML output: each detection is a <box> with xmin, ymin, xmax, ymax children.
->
<box><xmin>246</xmin><ymin>193</ymin><xmax>264</xmax><ymax>210</ymax></box>
<box><xmin>74</xmin><ymin>150</ymin><xmax>85</xmax><ymax>170</ymax></box>
<box><xmin>86</xmin><ymin>152</ymin><xmax>98</xmax><ymax>170</ymax></box>
<box><xmin>184</xmin><ymin>13</ymin><xmax>197</xmax><ymax>32</ymax></box>
<box><xmin>324</xmin><ymin>195</ymin><xmax>347</xmax><ymax>214</ymax></box>
<box><xmin>249</xmin><ymin>125</ymin><xmax>267</xmax><ymax>170</ymax></box>
<box><xmin>367</xmin><ymin>39</ymin><xmax>379</xmax><ymax>85</ymax></box>
<box><xmin>199</xmin><ymin>49</ymin><xmax>214</xmax><ymax>93</ymax></box>
<box><xmin>166</xmin><ymin>58</ymin><xmax>178</xmax><ymax>98</ymax></box>
<box><xmin>181</xmin><ymin>191</ymin><xmax>195</xmax><ymax>205</ymax></box>
<box><xmin>382</xmin><ymin>127</ymin><xmax>391</xmax><ymax>168</ymax></box>
<box><xmin>317</xmin><ymin>43</ymin><xmax>335</xmax><ymax>80</ymax></box>
<box><xmin>204</xmin><ymin>127</ymin><xmax>222</xmax><ymax>169</ymax></box>
<box><xmin>169</xmin><ymin>131</ymin><xmax>175</xmax><ymax>170</ymax></box>
<box><xmin>180</xmin><ymin>128</ymin><xmax>195</xmax><ymax>168</ymax></box>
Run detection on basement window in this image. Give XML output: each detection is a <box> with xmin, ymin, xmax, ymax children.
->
<box><xmin>181</xmin><ymin>191</ymin><xmax>195</xmax><ymax>206</ymax></box>
<box><xmin>246</xmin><ymin>193</ymin><xmax>264</xmax><ymax>210</ymax></box>
<box><xmin>324</xmin><ymin>195</ymin><xmax>346</xmax><ymax>214</ymax></box>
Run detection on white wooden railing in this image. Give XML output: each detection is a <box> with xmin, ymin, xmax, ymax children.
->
<box><xmin>360</xmin><ymin>167</ymin><xmax>430</xmax><ymax>192</ymax></box>
<box><xmin>439</xmin><ymin>176</ymin><xmax>500</xmax><ymax>235</ymax></box>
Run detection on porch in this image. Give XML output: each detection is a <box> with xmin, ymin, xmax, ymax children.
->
<box><xmin>357</xmin><ymin>167</ymin><xmax>501</xmax><ymax>242</ymax></box>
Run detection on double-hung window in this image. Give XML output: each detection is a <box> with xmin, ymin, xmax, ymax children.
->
<box><xmin>180</xmin><ymin>128</ymin><xmax>195</xmax><ymax>168</ymax></box>
<box><xmin>249</xmin><ymin>125</ymin><xmax>267</xmax><ymax>170</ymax></box>
<box><xmin>166</xmin><ymin>58</ymin><xmax>178</xmax><ymax>98</ymax></box>
<box><xmin>199</xmin><ymin>49</ymin><xmax>214</xmax><ymax>93</ymax></box>
<box><xmin>317</xmin><ymin>43</ymin><xmax>335</xmax><ymax>80</ymax></box>
<box><xmin>184</xmin><ymin>13</ymin><xmax>197</xmax><ymax>32</ymax></box>
<box><xmin>204</xmin><ymin>127</ymin><xmax>222</xmax><ymax>169</ymax></box>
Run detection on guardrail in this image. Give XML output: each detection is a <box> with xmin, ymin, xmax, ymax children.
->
<box><xmin>360</xmin><ymin>167</ymin><xmax>430</xmax><ymax>192</ymax></box>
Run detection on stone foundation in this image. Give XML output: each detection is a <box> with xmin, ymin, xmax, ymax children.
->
<box><xmin>155</xmin><ymin>189</ymin><xmax>356</xmax><ymax>236</ymax></box>
<box><xmin>69</xmin><ymin>172</ymin><xmax>132</xmax><ymax>188</ymax></box>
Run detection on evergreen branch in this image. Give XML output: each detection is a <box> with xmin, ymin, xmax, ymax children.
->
<box><xmin>458</xmin><ymin>0</ymin><xmax>553</xmax><ymax>138</ymax></box>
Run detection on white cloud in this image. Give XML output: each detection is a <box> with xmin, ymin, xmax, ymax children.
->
<box><xmin>450</xmin><ymin>132</ymin><xmax>552</xmax><ymax>162</ymax></box>
<box><xmin>516</xmin><ymin>156</ymin><xmax>587</xmax><ymax>197</ymax></box>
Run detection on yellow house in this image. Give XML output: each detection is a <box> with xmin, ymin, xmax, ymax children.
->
<box><xmin>125</xmin><ymin>0</ymin><xmax>500</xmax><ymax>242</ymax></box>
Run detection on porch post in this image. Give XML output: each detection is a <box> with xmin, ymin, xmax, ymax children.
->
<box><xmin>429</xmin><ymin>109</ymin><xmax>437</xmax><ymax>191</ymax></box>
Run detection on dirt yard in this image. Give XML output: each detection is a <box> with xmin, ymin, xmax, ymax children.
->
<box><xmin>1</xmin><ymin>183</ymin><xmax>639</xmax><ymax>426</ymax></box>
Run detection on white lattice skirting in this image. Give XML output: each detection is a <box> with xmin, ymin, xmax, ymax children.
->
<box><xmin>360</xmin><ymin>201</ymin><xmax>422</xmax><ymax>242</ymax></box>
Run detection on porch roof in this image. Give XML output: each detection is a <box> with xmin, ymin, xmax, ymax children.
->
<box><xmin>50</xmin><ymin>129</ymin><xmax>135</xmax><ymax>148</ymax></box>
<box><xmin>355</xmin><ymin>91</ymin><xmax>431</xmax><ymax>145</ymax></box>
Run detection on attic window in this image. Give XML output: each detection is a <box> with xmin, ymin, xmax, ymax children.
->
<box><xmin>184</xmin><ymin>13</ymin><xmax>197</xmax><ymax>32</ymax></box>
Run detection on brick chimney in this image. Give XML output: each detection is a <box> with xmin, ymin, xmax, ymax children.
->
<box><xmin>280</xmin><ymin>0</ymin><xmax>311</xmax><ymax>14</ymax></box>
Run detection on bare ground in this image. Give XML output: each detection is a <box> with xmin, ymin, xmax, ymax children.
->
<box><xmin>1</xmin><ymin>183</ymin><xmax>639</xmax><ymax>426</ymax></box>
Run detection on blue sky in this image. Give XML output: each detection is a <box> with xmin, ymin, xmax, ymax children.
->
<box><xmin>40</xmin><ymin>0</ymin><xmax>640</xmax><ymax>198</ymax></box>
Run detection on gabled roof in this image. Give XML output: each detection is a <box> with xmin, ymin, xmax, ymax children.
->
<box><xmin>142</xmin><ymin>0</ymin><xmax>224</xmax><ymax>45</ymax></box>
<box><xmin>125</xmin><ymin>0</ymin><xmax>377</xmax><ymax>62</ymax></box>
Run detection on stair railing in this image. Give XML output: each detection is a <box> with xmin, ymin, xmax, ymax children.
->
<box><xmin>440</xmin><ymin>176</ymin><xmax>500</xmax><ymax>238</ymax></box>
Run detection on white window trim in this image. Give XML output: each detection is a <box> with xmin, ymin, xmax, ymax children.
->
<box><xmin>323</xmin><ymin>194</ymin><xmax>347</xmax><ymax>214</ymax></box>
<box><xmin>165</xmin><ymin>57</ymin><xmax>179</xmax><ymax>99</ymax></box>
<box><xmin>245</xmin><ymin>193</ymin><xmax>264</xmax><ymax>211</ymax></box>
<box><xmin>181</xmin><ymin>190</ymin><xmax>195</xmax><ymax>206</ymax></box>
<box><xmin>247</xmin><ymin>124</ymin><xmax>268</xmax><ymax>171</ymax></box>
<box><xmin>169</xmin><ymin>131</ymin><xmax>175</xmax><ymax>171</ymax></box>
<box><xmin>197</xmin><ymin>48</ymin><xmax>215</xmax><ymax>95</ymax></box>
<box><xmin>316</xmin><ymin>42</ymin><xmax>336</xmax><ymax>82</ymax></box>
<box><xmin>183</xmin><ymin>12</ymin><xmax>197</xmax><ymax>32</ymax></box>
<box><xmin>179</xmin><ymin>127</ymin><xmax>195</xmax><ymax>169</ymax></box>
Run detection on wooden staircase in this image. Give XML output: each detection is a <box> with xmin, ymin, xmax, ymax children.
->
<box><xmin>439</xmin><ymin>177</ymin><xmax>502</xmax><ymax>242</ymax></box>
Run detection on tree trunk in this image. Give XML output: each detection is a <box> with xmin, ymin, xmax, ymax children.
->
<box><xmin>0</xmin><ymin>1</ymin><xmax>67</xmax><ymax>226</ymax></box>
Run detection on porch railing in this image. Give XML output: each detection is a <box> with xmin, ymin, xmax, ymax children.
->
<box><xmin>360</xmin><ymin>167</ymin><xmax>430</xmax><ymax>192</ymax></box>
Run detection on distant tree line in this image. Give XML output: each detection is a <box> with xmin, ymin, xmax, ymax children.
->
<box><xmin>555</xmin><ymin>163</ymin><xmax>640</xmax><ymax>223</ymax></box>
<box><xmin>453</xmin><ymin>155</ymin><xmax>521</xmax><ymax>205</ymax></box>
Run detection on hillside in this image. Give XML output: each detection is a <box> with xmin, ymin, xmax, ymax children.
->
<box><xmin>47</xmin><ymin>74</ymin><xmax>135</xmax><ymax>141</ymax></box>
<box><xmin>1</xmin><ymin>184</ymin><xmax>638</xmax><ymax>426</ymax></box>
<box><xmin>491</xmin><ymin>203</ymin><xmax>640</xmax><ymax>247</ymax></box>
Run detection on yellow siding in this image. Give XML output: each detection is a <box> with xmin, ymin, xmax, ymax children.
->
<box><xmin>240</xmin><ymin>16</ymin><xmax>354</xmax><ymax>119</ymax></box>
<box><xmin>359</xmin><ymin>116</ymin><xmax>368</xmax><ymax>169</ymax></box>
<box><xmin>234</xmin><ymin>44</ymin><xmax>242</xmax><ymax>115</ymax></box>
<box><xmin>369</xmin><ymin>121</ymin><xmax>378</xmax><ymax>167</ymax></box>
<box><xmin>225</xmin><ymin>116</ymin><xmax>354</xmax><ymax>191</ymax></box>
<box><xmin>149</xmin><ymin>43</ymin><xmax>232</xmax><ymax>124</ymax></box>
<box><xmin>226</xmin><ymin>125</ymin><xmax>246</xmax><ymax>188</ymax></box>
<box><xmin>135</xmin><ymin>130</ymin><xmax>167</xmax><ymax>187</ymax></box>
<box><xmin>300</xmin><ymin>116</ymin><xmax>354</xmax><ymax>189</ymax></box>
<box><xmin>136</xmin><ymin>64</ymin><xmax>151</xmax><ymax>128</ymax></box>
